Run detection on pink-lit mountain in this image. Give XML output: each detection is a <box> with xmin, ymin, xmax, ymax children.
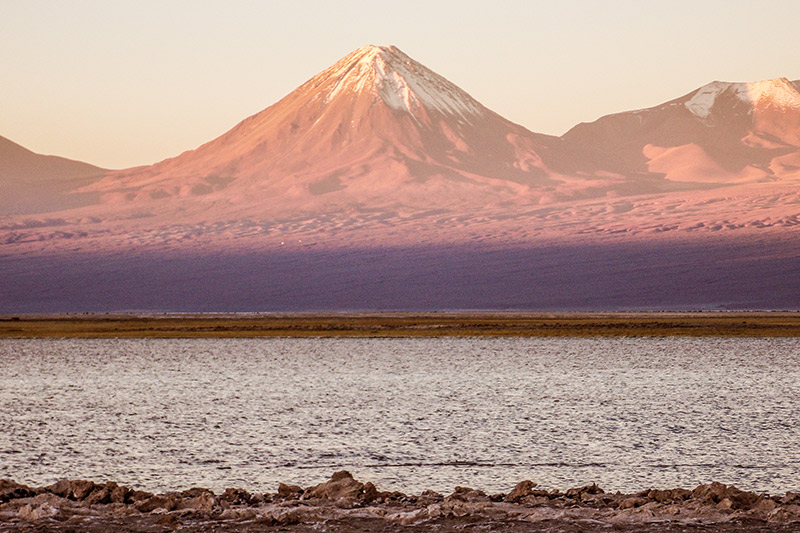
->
<box><xmin>80</xmin><ymin>45</ymin><xmax>566</xmax><ymax>219</ymax></box>
<box><xmin>2</xmin><ymin>46</ymin><xmax>800</xmax><ymax>311</ymax></box>
<box><xmin>0</xmin><ymin>135</ymin><xmax>105</xmax><ymax>215</ymax></box>
<box><xmin>563</xmin><ymin>77</ymin><xmax>800</xmax><ymax>184</ymax></box>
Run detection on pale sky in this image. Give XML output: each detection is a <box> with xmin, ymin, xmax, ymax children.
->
<box><xmin>3</xmin><ymin>0</ymin><xmax>799</xmax><ymax>169</ymax></box>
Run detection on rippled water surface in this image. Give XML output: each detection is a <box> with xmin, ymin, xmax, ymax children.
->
<box><xmin>2</xmin><ymin>337</ymin><xmax>799</xmax><ymax>495</ymax></box>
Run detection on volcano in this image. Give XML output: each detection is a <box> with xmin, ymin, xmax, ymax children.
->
<box><xmin>82</xmin><ymin>45</ymin><xmax>566</xmax><ymax>219</ymax></box>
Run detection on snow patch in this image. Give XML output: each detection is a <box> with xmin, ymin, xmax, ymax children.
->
<box><xmin>685</xmin><ymin>78</ymin><xmax>800</xmax><ymax>119</ymax></box>
<box><xmin>322</xmin><ymin>45</ymin><xmax>484</xmax><ymax>119</ymax></box>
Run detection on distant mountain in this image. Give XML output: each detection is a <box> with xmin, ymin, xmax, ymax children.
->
<box><xmin>562</xmin><ymin>78</ymin><xmax>800</xmax><ymax>185</ymax></box>
<box><xmin>82</xmin><ymin>45</ymin><xmax>566</xmax><ymax>219</ymax></box>
<box><xmin>0</xmin><ymin>135</ymin><xmax>106</xmax><ymax>215</ymax></box>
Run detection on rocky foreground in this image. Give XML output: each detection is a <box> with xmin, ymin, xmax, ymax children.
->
<box><xmin>2</xmin><ymin>472</ymin><xmax>800</xmax><ymax>532</ymax></box>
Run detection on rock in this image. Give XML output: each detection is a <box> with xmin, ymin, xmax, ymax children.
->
<box><xmin>218</xmin><ymin>507</ymin><xmax>257</xmax><ymax>520</ymax></box>
<box><xmin>42</xmin><ymin>479</ymin><xmax>134</xmax><ymax>505</ymax></box>
<box><xmin>769</xmin><ymin>503</ymin><xmax>800</xmax><ymax>522</ymax></box>
<box><xmin>691</xmin><ymin>482</ymin><xmax>726</xmax><ymax>504</ymax></box>
<box><xmin>505</xmin><ymin>480</ymin><xmax>537</xmax><ymax>503</ymax></box>
<box><xmin>618</xmin><ymin>497</ymin><xmax>648</xmax><ymax>509</ymax></box>
<box><xmin>71</xmin><ymin>480</ymin><xmax>96</xmax><ymax>500</ymax></box>
<box><xmin>46</xmin><ymin>479</ymin><xmax>96</xmax><ymax>500</ymax></box>
<box><xmin>717</xmin><ymin>497</ymin><xmax>734</xmax><ymax>510</ymax></box>
<box><xmin>155</xmin><ymin>512</ymin><xmax>180</xmax><ymax>527</ymax></box>
<box><xmin>691</xmin><ymin>482</ymin><xmax>760</xmax><ymax>510</ymax></box>
<box><xmin>180</xmin><ymin>489</ymin><xmax>218</xmax><ymax>513</ymax></box>
<box><xmin>783</xmin><ymin>491</ymin><xmax>800</xmax><ymax>505</ymax></box>
<box><xmin>426</xmin><ymin>503</ymin><xmax>444</xmax><ymax>519</ymax></box>
<box><xmin>84</xmin><ymin>485</ymin><xmax>112</xmax><ymax>505</ymax></box>
<box><xmin>0</xmin><ymin>479</ymin><xmax>37</xmax><ymax>502</ymax></box>
<box><xmin>181</xmin><ymin>487</ymin><xmax>212</xmax><ymax>498</ymax></box>
<box><xmin>277</xmin><ymin>483</ymin><xmax>304</xmax><ymax>499</ymax></box>
<box><xmin>220</xmin><ymin>487</ymin><xmax>253</xmax><ymax>505</ymax></box>
<box><xmin>362</xmin><ymin>482</ymin><xmax>379</xmax><ymax>503</ymax></box>
<box><xmin>417</xmin><ymin>489</ymin><xmax>443</xmax><ymax>504</ymax></box>
<box><xmin>331</xmin><ymin>471</ymin><xmax>353</xmax><ymax>482</ymax></box>
<box><xmin>389</xmin><ymin>507</ymin><xmax>429</xmax><ymax>525</ymax></box>
<box><xmin>134</xmin><ymin>493</ymin><xmax>180</xmax><ymax>512</ymax></box>
<box><xmin>647</xmin><ymin>488</ymin><xmax>691</xmax><ymax>503</ymax></box>
<box><xmin>565</xmin><ymin>483</ymin><xmax>604</xmax><ymax>498</ymax></box>
<box><xmin>445</xmin><ymin>486</ymin><xmax>489</xmax><ymax>503</ymax></box>
<box><xmin>108</xmin><ymin>482</ymin><xmax>132</xmax><ymax>504</ymax></box>
<box><xmin>270</xmin><ymin>507</ymin><xmax>304</xmax><ymax>525</ymax></box>
<box><xmin>303</xmin><ymin>471</ymin><xmax>367</xmax><ymax>504</ymax></box>
<box><xmin>129</xmin><ymin>489</ymin><xmax>154</xmax><ymax>503</ymax></box>
<box><xmin>18</xmin><ymin>502</ymin><xmax>59</xmax><ymax>521</ymax></box>
<box><xmin>44</xmin><ymin>479</ymin><xmax>73</xmax><ymax>499</ymax></box>
<box><xmin>381</xmin><ymin>490</ymin><xmax>409</xmax><ymax>502</ymax></box>
<box><xmin>47</xmin><ymin>480</ymin><xmax>132</xmax><ymax>506</ymax></box>
<box><xmin>756</xmin><ymin>497</ymin><xmax>777</xmax><ymax>512</ymax></box>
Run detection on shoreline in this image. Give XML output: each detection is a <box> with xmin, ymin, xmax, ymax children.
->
<box><xmin>3</xmin><ymin>312</ymin><xmax>800</xmax><ymax>338</ymax></box>
<box><xmin>2</xmin><ymin>472</ymin><xmax>799</xmax><ymax>532</ymax></box>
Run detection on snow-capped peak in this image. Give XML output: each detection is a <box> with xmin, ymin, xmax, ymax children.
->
<box><xmin>319</xmin><ymin>45</ymin><xmax>485</xmax><ymax>119</ymax></box>
<box><xmin>685</xmin><ymin>77</ymin><xmax>800</xmax><ymax>119</ymax></box>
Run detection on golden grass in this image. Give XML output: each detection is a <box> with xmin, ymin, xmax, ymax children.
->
<box><xmin>2</xmin><ymin>312</ymin><xmax>800</xmax><ymax>338</ymax></box>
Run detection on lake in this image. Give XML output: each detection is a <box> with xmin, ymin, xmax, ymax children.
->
<box><xmin>1</xmin><ymin>337</ymin><xmax>798</xmax><ymax>495</ymax></box>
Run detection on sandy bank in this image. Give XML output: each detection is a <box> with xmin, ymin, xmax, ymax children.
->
<box><xmin>2</xmin><ymin>472</ymin><xmax>800</xmax><ymax>532</ymax></box>
<box><xmin>3</xmin><ymin>312</ymin><xmax>800</xmax><ymax>338</ymax></box>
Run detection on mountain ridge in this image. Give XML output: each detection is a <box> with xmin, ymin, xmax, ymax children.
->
<box><xmin>561</xmin><ymin>75</ymin><xmax>800</xmax><ymax>183</ymax></box>
<box><xmin>0</xmin><ymin>135</ymin><xmax>106</xmax><ymax>215</ymax></box>
<box><xmin>2</xmin><ymin>45</ymin><xmax>799</xmax><ymax>245</ymax></box>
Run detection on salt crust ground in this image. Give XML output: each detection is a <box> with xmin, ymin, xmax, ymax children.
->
<box><xmin>2</xmin><ymin>472</ymin><xmax>800</xmax><ymax>532</ymax></box>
